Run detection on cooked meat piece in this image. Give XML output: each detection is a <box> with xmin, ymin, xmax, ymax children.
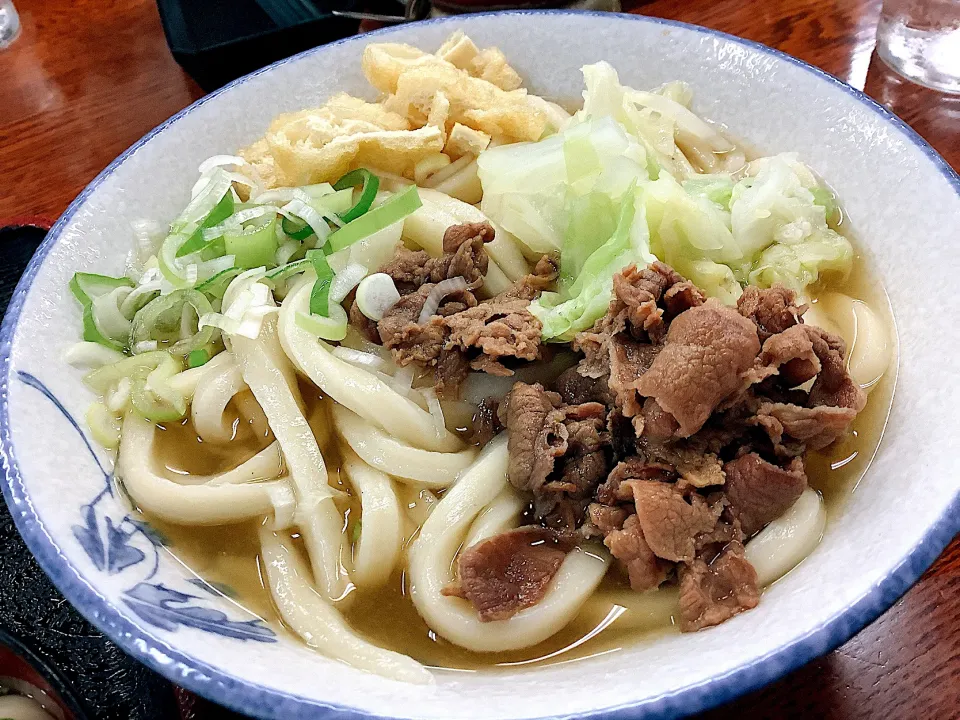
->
<box><xmin>737</xmin><ymin>285</ymin><xmax>806</xmax><ymax>341</ymax></box>
<box><xmin>695</xmin><ymin>517</ymin><xmax>744</xmax><ymax>557</ymax></box>
<box><xmin>640</xmin><ymin>398</ymin><xmax>680</xmax><ymax>440</ymax></box>
<box><xmin>445</xmin><ymin>295</ymin><xmax>543</xmax><ymax>374</ymax></box>
<box><xmin>604</xmin><ymin>514</ymin><xmax>670</xmax><ymax>592</ymax></box>
<box><xmin>609</xmin><ymin>265</ymin><xmax>671</xmax><ymax>340</ymax></box>
<box><xmin>545</xmin><ymin>449</ymin><xmax>608</xmax><ymax>497</ymax></box>
<box><xmin>538</xmin><ymin>495</ymin><xmax>593</xmax><ymax>531</ymax></box>
<box><xmin>442</xmin><ymin>221</ymin><xmax>496</xmax><ymax>253</ymax></box>
<box><xmin>379</xmin><ymin>248</ymin><xmax>436</xmax><ymax>294</ymax></box>
<box><xmin>607</xmin><ymin>336</ymin><xmax>661</xmax><ymax>430</ymax></box>
<box><xmin>760</xmin><ymin>324</ymin><xmax>821</xmax><ymax>387</ymax></box>
<box><xmin>672</xmin><ymin>450</ymin><xmax>726</xmax><ymax>489</ymax></box>
<box><xmin>555</xmin><ymin>365</ymin><xmax>612</xmax><ymax>405</ymax></box>
<box><xmin>723</xmin><ymin>453</ymin><xmax>807</xmax><ymax>536</ymax></box>
<box><xmin>442</xmin><ymin>227</ymin><xmax>491</xmax><ymax>285</ymax></box>
<box><xmin>540</xmin><ymin>404</ymin><xmax>608</xmax><ymax>490</ymax></box>
<box><xmin>597</xmin><ymin>457</ymin><xmax>676</xmax><ymax>504</ymax></box>
<box><xmin>499</xmin><ymin>383</ymin><xmax>611</xmax><ymax>529</ymax></box>
<box><xmin>574</xmin><ymin>263</ymin><xmax>685</xmax><ymax>379</ymax></box>
<box><xmin>753</xmin><ymin>401</ymin><xmax>858</xmax><ymax>451</ymax></box>
<box><xmin>586</xmin><ymin>503</ymin><xmax>629</xmax><ymax>535</ymax></box>
<box><xmin>442</xmin><ymin>526</ymin><xmax>573</xmax><ymax>621</ymax></box>
<box><xmin>470</xmin><ymin>398</ymin><xmax>502</xmax><ymax>445</ymax></box>
<box><xmin>663</xmin><ymin>281</ymin><xmax>705</xmax><ymax>318</ymax></box>
<box><xmin>500</xmin><ymin>382</ymin><xmax>564</xmax><ymax>494</ymax></box>
<box><xmin>624</xmin><ymin>480</ymin><xmax>720</xmax><ymax>563</ymax></box>
<box><xmin>678</xmin><ymin>540</ymin><xmax>759</xmax><ymax>631</ymax></box>
<box><xmin>377</xmin><ymin>284</ymin><xmax>467</xmax><ymax>365</ymax></box>
<box><xmin>635</xmin><ymin>300</ymin><xmax>761</xmax><ymax>437</ymax></box>
<box><xmin>380</xmin><ymin>221</ymin><xmax>492</xmax><ymax>294</ymax></box>
<box><xmin>436</xmin><ymin>347</ymin><xmax>471</xmax><ymax>399</ymax></box>
<box><xmin>804</xmin><ymin>326</ymin><xmax>867</xmax><ymax>412</ymax></box>
<box><xmin>501</xmin><ymin>255</ymin><xmax>559</xmax><ymax>301</ymax></box>
<box><xmin>348</xmin><ymin>297</ymin><xmax>381</xmax><ymax>344</ymax></box>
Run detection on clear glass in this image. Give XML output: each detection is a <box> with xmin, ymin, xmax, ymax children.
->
<box><xmin>0</xmin><ymin>0</ymin><xmax>19</xmax><ymax>49</ymax></box>
<box><xmin>876</xmin><ymin>0</ymin><xmax>960</xmax><ymax>94</ymax></box>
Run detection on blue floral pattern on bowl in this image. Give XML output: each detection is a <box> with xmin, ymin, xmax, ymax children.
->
<box><xmin>18</xmin><ymin>371</ymin><xmax>276</xmax><ymax>644</ymax></box>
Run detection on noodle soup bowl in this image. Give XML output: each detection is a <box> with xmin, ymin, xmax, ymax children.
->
<box><xmin>2</xmin><ymin>11</ymin><xmax>960</xmax><ymax>720</ymax></box>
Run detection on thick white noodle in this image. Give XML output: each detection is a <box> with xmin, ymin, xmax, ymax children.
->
<box><xmin>259</xmin><ymin>526</ymin><xmax>432</xmax><ymax>684</ymax></box>
<box><xmin>745</xmin><ymin>487</ymin><xmax>826</xmax><ymax>587</ymax></box>
<box><xmin>191</xmin><ymin>359</ymin><xmax>248</xmax><ymax>444</ymax></box>
<box><xmin>333</xmin><ymin>405</ymin><xmax>476</xmax><ymax>488</ymax></box>
<box><xmin>201</xmin><ymin>441</ymin><xmax>283</xmax><ymax>486</ymax></box>
<box><xmin>408</xmin><ymin>436</ymin><xmax>610</xmax><ymax>652</ymax></box>
<box><xmin>117</xmin><ymin>413</ymin><xmax>294</xmax><ymax>525</ymax></box>
<box><xmin>230</xmin><ymin>318</ymin><xmax>348</xmax><ymax>602</ymax></box>
<box><xmin>463</xmin><ymin>486</ymin><xmax>526</xmax><ymax>548</ymax></box>
<box><xmin>278</xmin><ymin>281</ymin><xmax>463</xmax><ymax>453</ymax></box>
<box><xmin>167</xmin><ymin>350</ymin><xmax>234</xmax><ymax>399</ymax></box>
<box><xmin>341</xmin><ymin>448</ymin><xmax>402</xmax><ymax>589</ymax></box>
<box><xmin>803</xmin><ymin>293</ymin><xmax>891</xmax><ymax>391</ymax></box>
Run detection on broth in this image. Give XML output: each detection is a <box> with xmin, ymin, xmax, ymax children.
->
<box><xmin>139</xmin><ymin>256</ymin><xmax>896</xmax><ymax>671</ymax></box>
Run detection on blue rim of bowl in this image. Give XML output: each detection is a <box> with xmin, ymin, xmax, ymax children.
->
<box><xmin>1</xmin><ymin>10</ymin><xmax>959</xmax><ymax>720</ymax></box>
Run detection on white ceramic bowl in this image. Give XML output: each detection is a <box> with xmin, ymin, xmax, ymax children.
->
<box><xmin>2</xmin><ymin>11</ymin><xmax>959</xmax><ymax>720</ymax></box>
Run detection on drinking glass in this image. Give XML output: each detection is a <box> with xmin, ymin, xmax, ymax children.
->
<box><xmin>0</xmin><ymin>0</ymin><xmax>19</xmax><ymax>49</ymax></box>
<box><xmin>876</xmin><ymin>0</ymin><xmax>960</xmax><ymax>94</ymax></box>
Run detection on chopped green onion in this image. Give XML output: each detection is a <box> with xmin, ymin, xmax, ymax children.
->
<box><xmin>281</xmin><ymin>215</ymin><xmax>314</xmax><ymax>241</ymax></box>
<box><xmin>307</xmin><ymin>249</ymin><xmax>333</xmax><ymax>317</ymax></box>
<box><xmin>196</xmin><ymin>267</ymin><xmax>243</xmax><ymax>298</ymax></box>
<box><xmin>130</xmin><ymin>289</ymin><xmax>215</xmax><ymax>356</ymax></box>
<box><xmin>225</xmin><ymin>218</ymin><xmax>278</xmax><ymax>268</ymax></box>
<box><xmin>299</xmin><ymin>182</ymin><xmax>336</xmax><ymax>199</ymax></box>
<box><xmin>70</xmin><ymin>272</ymin><xmax>133</xmax><ymax>306</ymax></box>
<box><xmin>80</xmin><ymin>303</ymin><xmax>125</xmax><ymax>352</ymax></box>
<box><xmin>295</xmin><ymin>307</ymin><xmax>347</xmax><ymax>341</ymax></box>
<box><xmin>187</xmin><ymin>348</ymin><xmax>211</xmax><ymax>368</ymax></box>
<box><xmin>69</xmin><ymin>273</ymin><xmax>134</xmax><ymax>352</ymax></box>
<box><xmin>176</xmin><ymin>192</ymin><xmax>235</xmax><ymax>257</ymax></box>
<box><xmin>265</xmin><ymin>259</ymin><xmax>311</xmax><ymax>284</ymax></box>
<box><xmin>85</xmin><ymin>351</ymin><xmax>186</xmax><ymax>423</ymax></box>
<box><xmin>333</xmin><ymin>169</ymin><xmax>380</xmax><ymax>223</ymax></box>
<box><xmin>316</xmin><ymin>187</ymin><xmax>355</xmax><ymax>216</ymax></box>
<box><xmin>327</xmin><ymin>185</ymin><xmax>421</xmax><ymax>253</ymax></box>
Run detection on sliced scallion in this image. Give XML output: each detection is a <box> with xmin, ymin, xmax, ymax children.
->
<box><xmin>327</xmin><ymin>185</ymin><xmax>421</xmax><ymax>253</ymax></box>
<box><xmin>69</xmin><ymin>273</ymin><xmax>134</xmax><ymax>352</ymax></box>
<box><xmin>187</xmin><ymin>348</ymin><xmax>210</xmax><ymax>368</ymax></box>
<box><xmin>176</xmin><ymin>192</ymin><xmax>235</xmax><ymax>257</ymax></box>
<box><xmin>281</xmin><ymin>215</ymin><xmax>314</xmax><ymax>241</ymax></box>
<box><xmin>196</xmin><ymin>267</ymin><xmax>243</xmax><ymax>298</ymax></box>
<box><xmin>295</xmin><ymin>305</ymin><xmax>348</xmax><ymax>341</ymax></box>
<box><xmin>85</xmin><ymin>351</ymin><xmax>187</xmax><ymax>423</ymax></box>
<box><xmin>333</xmin><ymin>168</ymin><xmax>380</xmax><ymax>223</ymax></box>
<box><xmin>224</xmin><ymin>218</ymin><xmax>278</xmax><ymax>269</ymax></box>
<box><xmin>130</xmin><ymin>289</ymin><xmax>215</xmax><ymax>356</ymax></box>
<box><xmin>307</xmin><ymin>249</ymin><xmax>333</xmax><ymax>317</ymax></box>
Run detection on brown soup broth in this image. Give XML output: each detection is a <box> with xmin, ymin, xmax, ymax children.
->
<box><xmin>138</xmin><ymin>257</ymin><xmax>896</xmax><ymax>671</ymax></box>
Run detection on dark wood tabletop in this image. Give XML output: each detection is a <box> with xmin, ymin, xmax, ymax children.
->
<box><xmin>0</xmin><ymin>0</ymin><xmax>957</xmax><ymax>718</ymax></box>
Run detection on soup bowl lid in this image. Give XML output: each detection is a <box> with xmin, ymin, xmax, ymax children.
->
<box><xmin>2</xmin><ymin>10</ymin><xmax>960</xmax><ymax>720</ymax></box>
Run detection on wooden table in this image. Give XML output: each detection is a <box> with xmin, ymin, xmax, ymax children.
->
<box><xmin>0</xmin><ymin>0</ymin><xmax>957</xmax><ymax>718</ymax></box>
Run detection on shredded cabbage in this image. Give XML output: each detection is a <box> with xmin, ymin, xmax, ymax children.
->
<box><xmin>478</xmin><ymin>65</ymin><xmax>855</xmax><ymax>332</ymax></box>
<box><xmin>530</xmin><ymin>186</ymin><xmax>655</xmax><ymax>341</ymax></box>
